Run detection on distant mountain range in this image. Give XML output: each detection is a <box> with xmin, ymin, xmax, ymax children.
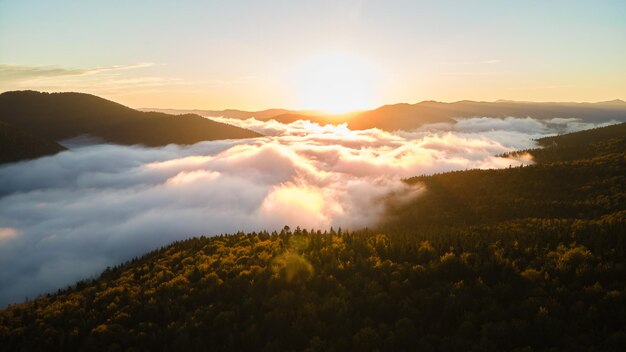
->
<box><xmin>0</xmin><ymin>91</ymin><xmax>262</xmax><ymax>163</ymax></box>
<box><xmin>145</xmin><ymin>99</ymin><xmax>626</xmax><ymax>131</ymax></box>
<box><xmin>2</xmin><ymin>91</ymin><xmax>625</xmax><ymax>165</ymax></box>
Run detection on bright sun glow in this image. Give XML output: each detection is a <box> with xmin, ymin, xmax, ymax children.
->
<box><xmin>293</xmin><ymin>52</ymin><xmax>379</xmax><ymax>114</ymax></box>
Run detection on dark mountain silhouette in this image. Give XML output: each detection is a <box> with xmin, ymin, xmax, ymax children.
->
<box><xmin>149</xmin><ymin>99</ymin><xmax>626</xmax><ymax>131</ymax></box>
<box><xmin>0</xmin><ymin>91</ymin><xmax>262</xmax><ymax>148</ymax></box>
<box><xmin>0</xmin><ymin>121</ymin><xmax>66</xmax><ymax>164</ymax></box>
<box><xmin>1</xmin><ymin>123</ymin><xmax>624</xmax><ymax>351</ymax></box>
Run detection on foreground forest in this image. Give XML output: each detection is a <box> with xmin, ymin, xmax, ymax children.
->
<box><xmin>0</xmin><ymin>123</ymin><xmax>624</xmax><ymax>351</ymax></box>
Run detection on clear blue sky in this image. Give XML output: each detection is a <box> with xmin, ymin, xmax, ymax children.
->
<box><xmin>1</xmin><ymin>0</ymin><xmax>624</xmax><ymax>110</ymax></box>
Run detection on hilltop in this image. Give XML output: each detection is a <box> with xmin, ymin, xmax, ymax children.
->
<box><xmin>0</xmin><ymin>91</ymin><xmax>262</xmax><ymax>162</ymax></box>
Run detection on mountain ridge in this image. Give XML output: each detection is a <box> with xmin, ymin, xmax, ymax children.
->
<box><xmin>143</xmin><ymin>98</ymin><xmax>626</xmax><ymax>131</ymax></box>
<box><xmin>0</xmin><ymin>91</ymin><xmax>262</xmax><ymax>163</ymax></box>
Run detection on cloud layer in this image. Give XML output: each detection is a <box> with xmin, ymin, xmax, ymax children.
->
<box><xmin>0</xmin><ymin>63</ymin><xmax>154</xmax><ymax>81</ymax></box>
<box><xmin>0</xmin><ymin>117</ymin><xmax>604</xmax><ymax>305</ymax></box>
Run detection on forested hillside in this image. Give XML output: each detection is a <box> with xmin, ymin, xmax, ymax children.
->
<box><xmin>0</xmin><ymin>123</ymin><xmax>624</xmax><ymax>351</ymax></box>
<box><xmin>0</xmin><ymin>121</ymin><xmax>66</xmax><ymax>164</ymax></box>
<box><xmin>531</xmin><ymin>122</ymin><xmax>626</xmax><ymax>163</ymax></box>
<box><xmin>0</xmin><ymin>91</ymin><xmax>261</xmax><ymax>147</ymax></box>
<box><xmin>385</xmin><ymin>122</ymin><xmax>626</xmax><ymax>230</ymax></box>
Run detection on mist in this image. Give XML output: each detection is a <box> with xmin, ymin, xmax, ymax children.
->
<box><xmin>0</xmin><ymin>117</ymin><xmax>609</xmax><ymax>305</ymax></box>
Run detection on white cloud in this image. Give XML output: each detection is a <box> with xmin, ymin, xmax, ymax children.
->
<box><xmin>0</xmin><ymin>63</ymin><xmax>154</xmax><ymax>81</ymax></box>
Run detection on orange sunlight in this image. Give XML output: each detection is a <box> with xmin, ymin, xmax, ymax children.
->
<box><xmin>292</xmin><ymin>52</ymin><xmax>380</xmax><ymax>114</ymax></box>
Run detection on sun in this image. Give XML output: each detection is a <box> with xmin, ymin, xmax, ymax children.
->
<box><xmin>293</xmin><ymin>52</ymin><xmax>379</xmax><ymax>114</ymax></box>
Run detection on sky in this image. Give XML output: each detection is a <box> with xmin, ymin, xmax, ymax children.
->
<box><xmin>1</xmin><ymin>0</ymin><xmax>625</xmax><ymax>111</ymax></box>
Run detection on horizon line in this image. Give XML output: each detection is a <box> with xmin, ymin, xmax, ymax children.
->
<box><xmin>1</xmin><ymin>89</ymin><xmax>624</xmax><ymax>114</ymax></box>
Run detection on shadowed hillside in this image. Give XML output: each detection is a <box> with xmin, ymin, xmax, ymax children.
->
<box><xmin>95</xmin><ymin>113</ymin><xmax>262</xmax><ymax>147</ymax></box>
<box><xmin>383</xmin><ymin>122</ymin><xmax>625</xmax><ymax>230</ymax></box>
<box><xmin>0</xmin><ymin>122</ymin><xmax>66</xmax><ymax>164</ymax></box>
<box><xmin>0</xmin><ymin>91</ymin><xmax>262</xmax><ymax>148</ymax></box>
<box><xmin>1</xmin><ymin>123</ymin><xmax>624</xmax><ymax>351</ymax></box>
<box><xmin>529</xmin><ymin>122</ymin><xmax>626</xmax><ymax>163</ymax></box>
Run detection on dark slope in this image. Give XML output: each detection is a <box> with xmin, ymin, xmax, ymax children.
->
<box><xmin>0</xmin><ymin>91</ymin><xmax>144</xmax><ymax>139</ymax></box>
<box><xmin>0</xmin><ymin>91</ymin><xmax>261</xmax><ymax>146</ymax></box>
<box><xmin>384</xmin><ymin>122</ymin><xmax>626</xmax><ymax>230</ymax></box>
<box><xmin>529</xmin><ymin>122</ymin><xmax>626</xmax><ymax>163</ymax></box>
<box><xmin>96</xmin><ymin>113</ymin><xmax>262</xmax><ymax>147</ymax></box>
<box><xmin>1</xmin><ymin>124</ymin><xmax>625</xmax><ymax>351</ymax></box>
<box><xmin>0</xmin><ymin>121</ymin><xmax>66</xmax><ymax>164</ymax></box>
<box><xmin>537</xmin><ymin>121</ymin><xmax>626</xmax><ymax>149</ymax></box>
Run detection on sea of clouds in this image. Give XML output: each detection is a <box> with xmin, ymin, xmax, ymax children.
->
<box><xmin>0</xmin><ymin>116</ymin><xmax>615</xmax><ymax>305</ymax></box>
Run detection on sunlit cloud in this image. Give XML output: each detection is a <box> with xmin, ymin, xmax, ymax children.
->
<box><xmin>0</xmin><ymin>62</ymin><xmax>154</xmax><ymax>82</ymax></box>
<box><xmin>0</xmin><ymin>227</ymin><xmax>19</xmax><ymax>242</ymax></box>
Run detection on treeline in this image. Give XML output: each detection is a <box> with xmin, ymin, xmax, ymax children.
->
<box><xmin>0</xmin><ymin>219</ymin><xmax>624</xmax><ymax>351</ymax></box>
<box><xmin>384</xmin><ymin>123</ymin><xmax>625</xmax><ymax>231</ymax></box>
<box><xmin>524</xmin><ymin>121</ymin><xmax>625</xmax><ymax>164</ymax></box>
